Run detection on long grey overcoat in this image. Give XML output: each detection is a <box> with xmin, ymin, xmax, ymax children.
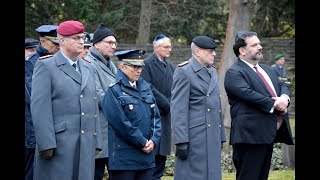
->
<box><xmin>85</xmin><ymin>46</ymin><xmax>117</xmax><ymax>159</ymax></box>
<box><xmin>31</xmin><ymin>51</ymin><xmax>102</xmax><ymax>180</ymax></box>
<box><xmin>170</xmin><ymin>57</ymin><xmax>226</xmax><ymax>180</ymax></box>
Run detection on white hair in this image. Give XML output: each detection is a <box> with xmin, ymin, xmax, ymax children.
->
<box><xmin>153</xmin><ymin>37</ymin><xmax>171</xmax><ymax>48</ymax></box>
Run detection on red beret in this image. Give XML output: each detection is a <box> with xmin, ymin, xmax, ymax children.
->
<box><xmin>57</xmin><ymin>20</ymin><xmax>85</xmax><ymax>36</ymax></box>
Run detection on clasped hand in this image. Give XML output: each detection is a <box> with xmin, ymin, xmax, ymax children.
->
<box><xmin>142</xmin><ymin>140</ymin><xmax>154</xmax><ymax>153</ymax></box>
<box><xmin>272</xmin><ymin>95</ymin><xmax>289</xmax><ymax>114</ymax></box>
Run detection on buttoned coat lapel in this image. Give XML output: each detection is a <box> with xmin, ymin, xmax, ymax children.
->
<box><xmin>55</xmin><ymin>51</ymin><xmax>82</xmax><ymax>85</ymax></box>
<box><xmin>79</xmin><ymin>59</ymin><xmax>90</xmax><ymax>91</ymax></box>
<box><xmin>207</xmin><ymin>67</ymin><xmax>218</xmax><ymax>95</ymax></box>
<box><xmin>237</xmin><ymin>60</ymin><xmax>279</xmax><ymax>97</ymax></box>
<box><xmin>190</xmin><ymin>57</ymin><xmax>211</xmax><ymax>84</ymax></box>
<box><xmin>151</xmin><ymin>53</ymin><xmax>167</xmax><ymax>76</ymax></box>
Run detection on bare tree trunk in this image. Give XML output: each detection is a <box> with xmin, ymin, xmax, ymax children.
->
<box><xmin>136</xmin><ymin>0</ymin><xmax>152</xmax><ymax>45</ymax></box>
<box><xmin>218</xmin><ymin>0</ymin><xmax>257</xmax><ymax>144</ymax></box>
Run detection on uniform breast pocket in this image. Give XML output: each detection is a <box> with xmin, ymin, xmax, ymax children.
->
<box><xmin>119</xmin><ymin>96</ymin><xmax>139</xmax><ymax>120</ymax></box>
<box><xmin>144</xmin><ymin>95</ymin><xmax>155</xmax><ymax>106</ymax></box>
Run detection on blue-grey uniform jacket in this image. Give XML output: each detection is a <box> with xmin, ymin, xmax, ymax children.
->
<box><xmin>25</xmin><ymin>45</ymin><xmax>51</xmax><ymax>149</ymax></box>
<box><xmin>101</xmin><ymin>70</ymin><xmax>161</xmax><ymax>170</ymax></box>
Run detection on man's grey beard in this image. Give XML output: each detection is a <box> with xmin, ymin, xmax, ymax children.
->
<box><xmin>252</xmin><ymin>52</ymin><xmax>263</xmax><ymax>63</ymax></box>
<box><xmin>256</xmin><ymin>52</ymin><xmax>263</xmax><ymax>60</ymax></box>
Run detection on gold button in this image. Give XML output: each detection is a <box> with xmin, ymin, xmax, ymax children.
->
<box><xmin>219</xmin><ymin>94</ymin><xmax>221</xmax><ymax>97</ymax></box>
<box><xmin>80</xmin><ymin>95</ymin><xmax>83</xmax><ymax>98</ymax></box>
<box><xmin>207</xmin><ymin>94</ymin><xmax>209</xmax><ymax>97</ymax></box>
<box><xmin>219</xmin><ymin>110</ymin><xmax>222</xmax><ymax>112</ymax></box>
<box><xmin>81</xmin><ymin>112</ymin><xmax>85</xmax><ymax>116</ymax></box>
<box><xmin>94</xmin><ymin>132</ymin><xmax>97</xmax><ymax>135</ymax></box>
<box><xmin>94</xmin><ymin>115</ymin><xmax>97</xmax><ymax>118</ymax></box>
<box><xmin>219</xmin><ymin>125</ymin><xmax>221</xmax><ymax>128</ymax></box>
<box><xmin>208</xmin><ymin>124</ymin><xmax>211</xmax><ymax>128</ymax></box>
<box><xmin>81</xmin><ymin>130</ymin><xmax>84</xmax><ymax>134</ymax></box>
<box><xmin>94</xmin><ymin>96</ymin><xmax>97</xmax><ymax>99</ymax></box>
<box><xmin>207</xmin><ymin>109</ymin><xmax>211</xmax><ymax>112</ymax></box>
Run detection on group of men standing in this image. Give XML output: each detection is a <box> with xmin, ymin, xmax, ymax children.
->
<box><xmin>25</xmin><ymin>20</ymin><xmax>175</xmax><ymax>180</ymax></box>
<box><xmin>25</xmin><ymin>19</ymin><xmax>293</xmax><ymax>180</ymax></box>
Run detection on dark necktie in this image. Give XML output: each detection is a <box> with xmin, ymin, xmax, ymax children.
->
<box><xmin>72</xmin><ymin>63</ymin><xmax>77</xmax><ymax>69</ymax></box>
<box><xmin>254</xmin><ymin>66</ymin><xmax>281</xmax><ymax>122</ymax></box>
<box><xmin>161</xmin><ymin>60</ymin><xmax>166</xmax><ymax>69</ymax></box>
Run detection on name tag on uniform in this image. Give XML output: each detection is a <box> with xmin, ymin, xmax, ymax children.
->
<box><xmin>129</xmin><ymin>104</ymin><xmax>133</xmax><ymax>110</ymax></box>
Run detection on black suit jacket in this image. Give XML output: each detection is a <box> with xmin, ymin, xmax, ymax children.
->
<box><xmin>224</xmin><ymin>59</ymin><xmax>294</xmax><ymax>145</ymax></box>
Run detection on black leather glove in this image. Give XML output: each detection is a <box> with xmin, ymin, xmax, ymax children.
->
<box><xmin>39</xmin><ymin>148</ymin><xmax>55</xmax><ymax>160</ymax></box>
<box><xmin>175</xmin><ymin>143</ymin><xmax>188</xmax><ymax>160</ymax></box>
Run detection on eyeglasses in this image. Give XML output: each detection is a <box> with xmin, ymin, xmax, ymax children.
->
<box><xmin>160</xmin><ymin>45</ymin><xmax>172</xmax><ymax>49</ymax></box>
<box><xmin>68</xmin><ymin>35</ymin><xmax>86</xmax><ymax>42</ymax></box>
<box><xmin>235</xmin><ymin>30</ymin><xmax>257</xmax><ymax>42</ymax></box>
<box><xmin>124</xmin><ymin>63</ymin><xmax>143</xmax><ymax>71</ymax></box>
<box><xmin>101</xmin><ymin>41</ymin><xmax>117</xmax><ymax>46</ymax></box>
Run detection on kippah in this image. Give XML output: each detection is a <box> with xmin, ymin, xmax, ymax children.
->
<box><xmin>154</xmin><ymin>34</ymin><xmax>167</xmax><ymax>41</ymax></box>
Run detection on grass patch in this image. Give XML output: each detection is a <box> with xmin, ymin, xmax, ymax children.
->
<box><xmin>162</xmin><ymin>169</ymin><xmax>295</xmax><ymax>180</ymax></box>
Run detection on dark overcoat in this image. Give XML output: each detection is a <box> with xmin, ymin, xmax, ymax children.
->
<box><xmin>140</xmin><ymin>53</ymin><xmax>175</xmax><ymax>156</ymax></box>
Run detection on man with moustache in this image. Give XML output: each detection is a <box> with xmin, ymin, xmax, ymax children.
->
<box><xmin>224</xmin><ymin>30</ymin><xmax>294</xmax><ymax>180</ymax></box>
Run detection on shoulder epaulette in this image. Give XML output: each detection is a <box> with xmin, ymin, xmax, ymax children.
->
<box><xmin>83</xmin><ymin>58</ymin><xmax>91</xmax><ymax>63</ymax></box>
<box><xmin>38</xmin><ymin>55</ymin><xmax>53</xmax><ymax>60</ymax></box>
<box><xmin>177</xmin><ymin>61</ymin><xmax>189</xmax><ymax>67</ymax></box>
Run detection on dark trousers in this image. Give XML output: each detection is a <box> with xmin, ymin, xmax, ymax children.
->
<box><xmin>95</xmin><ymin>157</ymin><xmax>109</xmax><ymax>180</ymax></box>
<box><xmin>25</xmin><ymin>148</ymin><xmax>35</xmax><ymax>180</ymax></box>
<box><xmin>109</xmin><ymin>168</ymin><xmax>153</xmax><ymax>180</ymax></box>
<box><xmin>152</xmin><ymin>155</ymin><xmax>167</xmax><ymax>180</ymax></box>
<box><xmin>232</xmin><ymin>143</ymin><xmax>273</xmax><ymax>180</ymax></box>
